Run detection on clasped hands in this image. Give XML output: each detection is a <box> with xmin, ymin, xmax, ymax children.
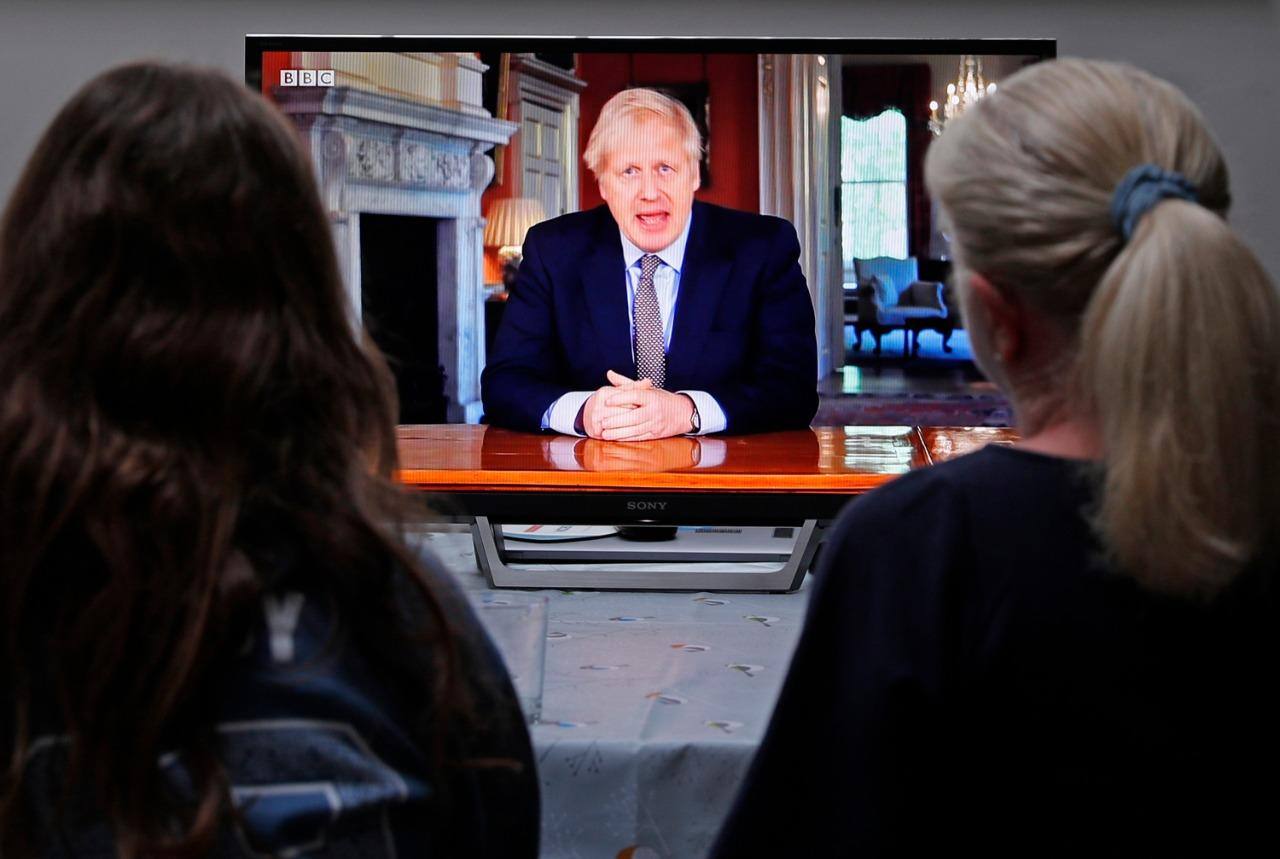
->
<box><xmin>581</xmin><ymin>370</ymin><xmax>695</xmax><ymax>441</ymax></box>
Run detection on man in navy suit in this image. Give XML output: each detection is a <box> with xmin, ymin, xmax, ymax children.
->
<box><xmin>482</xmin><ymin>88</ymin><xmax>817</xmax><ymax>439</ymax></box>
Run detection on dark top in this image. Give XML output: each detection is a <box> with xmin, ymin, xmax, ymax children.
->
<box><xmin>18</xmin><ymin>553</ymin><xmax>539</xmax><ymax>857</ymax></box>
<box><xmin>480</xmin><ymin>201</ymin><xmax>819</xmax><ymax>434</ymax></box>
<box><xmin>713</xmin><ymin>445</ymin><xmax>1279</xmax><ymax>857</ymax></box>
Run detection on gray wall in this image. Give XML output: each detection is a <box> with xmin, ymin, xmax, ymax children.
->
<box><xmin>2</xmin><ymin>0</ymin><xmax>1277</xmax><ymax>272</ymax></box>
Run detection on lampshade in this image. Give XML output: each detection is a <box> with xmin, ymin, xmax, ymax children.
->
<box><xmin>484</xmin><ymin>197</ymin><xmax>548</xmax><ymax>249</ymax></box>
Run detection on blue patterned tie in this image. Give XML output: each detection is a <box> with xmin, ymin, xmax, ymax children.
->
<box><xmin>633</xmin><ymin>254</ymin><xmax>666</xmax><ymax>389</ymax></box>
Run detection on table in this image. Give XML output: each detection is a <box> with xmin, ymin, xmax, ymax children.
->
<box><xmin>418</xmin><ymin>527</ymin><xmax>812</xmax><ymax>859</ymax></box>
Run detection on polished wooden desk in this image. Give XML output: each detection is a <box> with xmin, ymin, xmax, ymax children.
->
<box><xmin>397</xmin><ymin>425</ymin><xmax>1017</xmax><ymax>491</ymax></box>
<box><xmin>395</xmin><ymin>425</ymin><xmax>1018</xmax><ymax>591</ymax></box>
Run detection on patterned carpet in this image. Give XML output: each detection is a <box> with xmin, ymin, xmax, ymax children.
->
<box><xmin>819</xmin><ymin>352</ymin><xmax>1013</xmax><ymax>427</ymax></box>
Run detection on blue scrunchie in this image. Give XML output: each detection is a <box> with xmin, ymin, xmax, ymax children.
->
<box><xmin>1110</xmin><ymin>164</ymin><xmax>1199</xmax><ymax>241</ymax></box>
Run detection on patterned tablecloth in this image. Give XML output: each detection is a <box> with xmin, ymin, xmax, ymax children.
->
<box><xmin>416</xmin><ymin>528</ymin><xmax>812</xmax><ymax>859</ymax></box>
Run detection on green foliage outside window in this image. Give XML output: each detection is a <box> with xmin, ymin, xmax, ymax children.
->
<box><xmin>841</xmin><ymin>110</ymin><xmax>908</xmax><ymax>266</ymax></box>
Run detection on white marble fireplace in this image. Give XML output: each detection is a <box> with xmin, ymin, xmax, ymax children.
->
<box><xmin>275</xmin><ymin>82</ymin><xmax>517</xmax><ymax>423</ymax></box>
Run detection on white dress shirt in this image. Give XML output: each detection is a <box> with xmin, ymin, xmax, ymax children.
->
<box><xmin>541</xmin><ymin>214</ymin><xmax>728</xmax><ymax>436</ymax></box>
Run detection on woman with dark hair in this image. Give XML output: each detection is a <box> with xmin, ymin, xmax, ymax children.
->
<box><xmin>714</xmin><ymin>59</ymin><xmax>1280</xmax><ymax>856</ymax></box>
<box><xmin>0</xmin><ymin>62</ymin><xmax>538</xmax><ymax>856</ymax></box>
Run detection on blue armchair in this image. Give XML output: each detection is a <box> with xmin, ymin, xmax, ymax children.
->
<box><xmin>851</xmin><ymin>256</ymin><xmax>953</xmax><ymax>357</ymax></box>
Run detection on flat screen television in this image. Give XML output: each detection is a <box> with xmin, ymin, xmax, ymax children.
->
<box><xmin>242</xmin><ymin>36</ymin><xmax>1052</xmax><ymax>548</ymax></box>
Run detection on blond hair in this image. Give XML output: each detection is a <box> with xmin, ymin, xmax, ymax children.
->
<box><xmin>925</xmin><ymin>58</ymin><xmax>1280</xmax><ymax>598</ymax></box>
<box><xmin>583</xmin><ymin>87</ymin><xmax>703</xmax><ymax>178</ymax></box>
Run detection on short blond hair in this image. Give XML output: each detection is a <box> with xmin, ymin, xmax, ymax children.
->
<box><xmin>583</xmin><ymin>88</ymin><xmax>703</xmax><ymax>178</ymax></box>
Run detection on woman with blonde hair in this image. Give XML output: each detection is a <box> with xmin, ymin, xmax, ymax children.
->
<box><xmin>714</xmin><ymin>58</ymin><xmax>1279</xmax><ymax>856</ymax></box>
<box><xmin>0</xmin><ymin>62</ymin><xmax>538</xmax><ymax>856</ymax></box>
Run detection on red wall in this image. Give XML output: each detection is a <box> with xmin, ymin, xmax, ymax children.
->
<box><xmin>260</xmin><ymin>51</ymin><xmax>290</xmax><ymax>97</ymax></box>
<box><xmin>576</xmin><ymin>53</ymin><xmax>759</xmax><ymax>214</ymax></box>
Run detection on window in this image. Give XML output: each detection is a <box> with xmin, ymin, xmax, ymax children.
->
<box><xmin>841</xmin><ymin>110</ymin><xmax>908</xmax><ymax>266</ymax></box>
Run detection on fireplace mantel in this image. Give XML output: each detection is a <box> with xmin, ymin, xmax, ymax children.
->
<box><xmin>275</xmin><ymin>85</ymin><xmax>518</xmax><ymax>423</ymax></box>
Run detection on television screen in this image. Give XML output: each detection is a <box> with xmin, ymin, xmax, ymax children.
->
<box><xmin>244</xmin><ymin>38</ymin><xmax>1051</xmax><ymax>580</ymax></box>
<box><xmin>245</xmin><ymin>37</ymin><xmax>1052</xmax><ymax>431</ymax></box>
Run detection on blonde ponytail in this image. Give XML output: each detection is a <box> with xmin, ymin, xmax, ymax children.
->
<box><xmin>926</xmin><ymin>58</ymin><xmax>1280</xmax><ymax>597</ymax></box>
<box><xmin>1080</xmin><ymin>199</ymin><xmax>1280</xmax><ymax>596</ymax></box>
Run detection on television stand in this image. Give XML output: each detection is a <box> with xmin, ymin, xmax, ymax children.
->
<box><xmin>471</xmin><ymin>517</ymin><xmax>822</xmax><ymax>592</ymax></box>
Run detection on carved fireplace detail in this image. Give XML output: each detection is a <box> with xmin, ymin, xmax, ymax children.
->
<box><xmin>274</xmin><ymin>80</ymin><xmax>518</xmax><ymax>423</ymax></box>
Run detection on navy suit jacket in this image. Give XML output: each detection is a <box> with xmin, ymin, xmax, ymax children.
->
<box><xmin>481</xmin><ymin>201</ymin><xmax>818</xmax><ymax>434</ymax></box>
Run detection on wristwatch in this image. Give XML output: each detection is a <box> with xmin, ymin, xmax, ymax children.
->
<box><xmin>688</xmin><ymin>399</ymin><xmax>701</xmax><ymax>434</ymax></box>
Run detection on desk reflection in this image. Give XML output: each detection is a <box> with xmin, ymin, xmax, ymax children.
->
<box><xmin>549</xmin><ymin>436</ymin><xmax>713</xmax><ymax>472</ymax></box>
<box><xmin>480</xmin><ymin>428</ymin><xmax>821</xmax><ymax>476</ymax></box>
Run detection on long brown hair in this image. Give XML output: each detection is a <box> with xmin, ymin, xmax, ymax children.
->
<box><xmin>0</xmin><ymin>62</ymin><xmax>473</xmax><ymax>853</ymax></box>
<box><xmin>925</xmin><ymin>59</ymin><xmax>1280</xmax><ymax>597</ymax></box>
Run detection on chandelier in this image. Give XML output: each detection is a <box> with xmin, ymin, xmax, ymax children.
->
<box><xmin>928</xmin><ymin>55</ymin><xmax>996</xmax><ymax>136</ymax></box>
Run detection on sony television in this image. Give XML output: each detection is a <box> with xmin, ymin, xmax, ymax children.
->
<box><xmin>244</xmin><ymin>37</ymin><xmax>1051</xmax><ymax>589</ymax></box>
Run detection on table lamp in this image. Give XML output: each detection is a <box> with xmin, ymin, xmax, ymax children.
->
<box><xmin>484</xmin><ymin>197</ymin><xmax>547</xmax><ymax>293</ymax></box>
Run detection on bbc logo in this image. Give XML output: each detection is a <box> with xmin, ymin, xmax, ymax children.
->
<box><xmin>280</xmin><ymin>69</ymin><xmax>336</xmax><ymax>87</ymax></box>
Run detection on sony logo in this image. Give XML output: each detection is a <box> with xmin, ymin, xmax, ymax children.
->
<box><xmin>626</xmin><ymin>501</ymin><xmax>668</xmax><ymax>511</ymax></box>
